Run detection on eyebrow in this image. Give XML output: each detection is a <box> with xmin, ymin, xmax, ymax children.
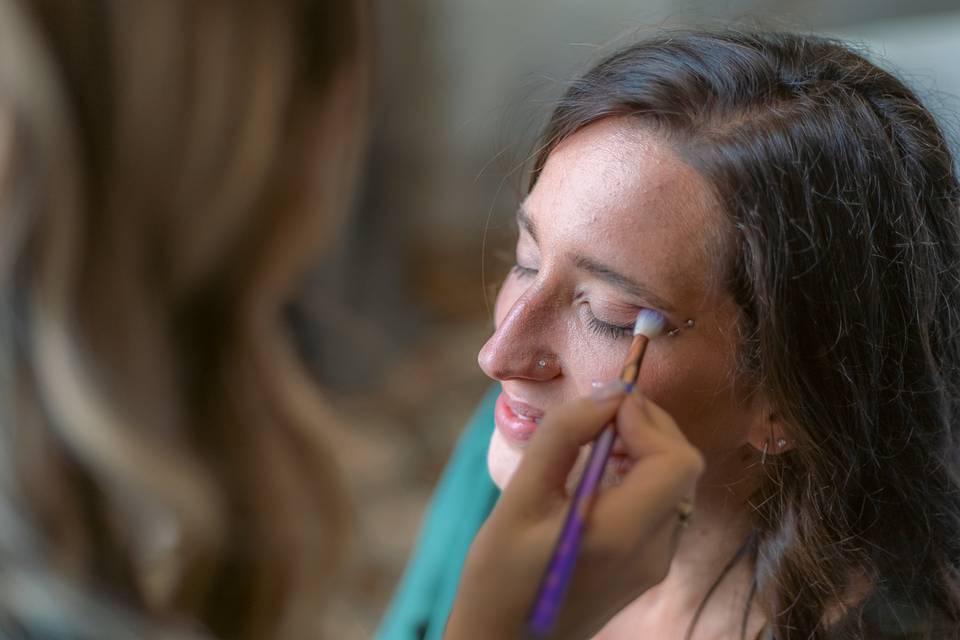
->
<box><xmin>572</xmin><ymin>256</ymin><xmax>677</xmax><ymax>313</ymax></box>
<box><xmin>516</xmin><ymin>205</ymin><xmax>677</xmax><ymax>314</ymax></box>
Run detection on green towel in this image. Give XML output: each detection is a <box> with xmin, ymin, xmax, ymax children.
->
<box><xmin>376</xmin><ymin>386</ymin><xmax>500</xmax><ymax>640</ymax></box>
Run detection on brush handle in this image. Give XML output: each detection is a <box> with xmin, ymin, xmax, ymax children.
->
<box><xmin>526</xmin><ymin>333</ymin><xmax>651</xmax><ymax>637</ymax></box>
<box><xmin>527</xmin><ymin>422</ymin><xmax>617</xmax><ymax>638</ymax></box>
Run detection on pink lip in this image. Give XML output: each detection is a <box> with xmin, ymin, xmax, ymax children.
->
<box><xmin>494</xmin><ymin>391</ymin><xmax>637</xmax><ymax>475</ymax></box>
<box><xmin>494</xmin><ymin>392</ymin><xmax>544</xmax><ymax>444</ymax></box>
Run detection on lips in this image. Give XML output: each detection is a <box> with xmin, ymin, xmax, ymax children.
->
<box><xmin>494</xmin><ymin>392</ymin><xmax>544</xmax><ymax>444</ymax></box>
<box><xmin>494</xmin><ymin>390</ymin><xmax>636</xmax><ymax>477</ymax></box>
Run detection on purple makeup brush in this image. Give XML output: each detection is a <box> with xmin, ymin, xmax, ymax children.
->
<box><xmin>527</xmin><ymin>308</ymin><xmax>666</xmax><ymax>638</ymax></box>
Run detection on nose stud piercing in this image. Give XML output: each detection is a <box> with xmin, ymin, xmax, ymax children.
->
<box><xmin>685</xmin><ymin>319</ymin><xmax>696</xmax><ymax>328</ymax></box>
<box><xmin>537</xmin><ymin>359</ymin><xmax>547</xmax><ymax>369</ymax></box>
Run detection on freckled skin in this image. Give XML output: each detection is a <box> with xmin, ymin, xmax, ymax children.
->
<box><xmin>478</xmin><ymin>118</ymin><xmax>769</xmax><ymax>505</ymax></box>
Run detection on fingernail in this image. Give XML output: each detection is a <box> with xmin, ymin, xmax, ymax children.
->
<box><xmin>590</xmin><ymin>380</ymin><xmax>625</xmax><ymax>401</ymax></box>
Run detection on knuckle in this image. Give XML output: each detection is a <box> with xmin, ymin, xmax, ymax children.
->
<box><xmin>671</xmin><ymin>445</ymin><xmax>706</xmax><ymax>479</ymax></box>
<box><xmin>686</xmin><ymin>447</ymin><xmax>707</xmax><ymax>476</ymax></box>
<box><xmin>618</xmin><ymin>405</ymin><xmax>654</xmax><ymax>436</ymax></box>
<box><xmin>647</xmin><ymin>403</ymin><xmax>677</xmax><ymax>426</ymax></box>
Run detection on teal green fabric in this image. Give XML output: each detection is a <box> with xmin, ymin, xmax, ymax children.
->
<box><xmin>376</xmin><ymin>386</ymin><xmax>500</xmax><ymax>640</ymax></box>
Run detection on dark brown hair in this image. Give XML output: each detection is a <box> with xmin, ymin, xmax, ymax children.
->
<box><xmin>0</xmin><ymin>1</ymin><xmax>368</xmax><ymax>638</ymax></box>
<box><xmin>532</xmin><ymin>29</ymin><xmax>960</xmax><ymax>639</ymax></box>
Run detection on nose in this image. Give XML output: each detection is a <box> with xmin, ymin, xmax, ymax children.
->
<box><xmin>477</xmin><ymin>286</ymin><xmax>561</xmax><ymax>382</ymax></box>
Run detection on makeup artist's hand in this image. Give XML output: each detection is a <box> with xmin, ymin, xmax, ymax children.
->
<box><xmin>444</xmin><ymin>385</ymin><xmax>704</xmax><ymax>640</ymax></box>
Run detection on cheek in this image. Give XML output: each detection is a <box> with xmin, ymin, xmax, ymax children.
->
<box><xmin>563</xmin><ymin>340</ymin><xmax>627</xmax><ymax>392</ymax></box>
<box><xmin>562</xmin><ymin>317</ymin><xmax>635</xmax><ymax>391</ymax></box>
<box><xmin>638</xmin><ymin>341</ymin><xmax>753</xmax><ymax>455</ymax></box>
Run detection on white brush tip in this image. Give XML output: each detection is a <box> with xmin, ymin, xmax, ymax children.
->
<box><xmin>633</xmin><ymin>309</ymin><xmax>667</xmax><ymax>338</ymax></box>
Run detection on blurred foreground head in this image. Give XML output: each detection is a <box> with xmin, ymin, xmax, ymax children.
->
<box><xmin>0</xmin><ymin>1</ymin><xmax>367</xmax><ymax>638</ymax></box>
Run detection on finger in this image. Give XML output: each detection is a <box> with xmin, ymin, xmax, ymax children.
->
<box><xmin>614</xmin><ymin>391</ymin><xmax>694</xmax><ymax>460</ymax></box>
<box><xmin>632</xmin><ymin>389</ymin><xmax>687</xmax><ymax>440</ymax></box>
<box><xmin>523</xmin><ymin>386</ymin><xmax>626</xmax><ymax>487</ymax></box>
<box><xmin>586</xmin><ymin>394</ymin><xmax>702</xmax><ymax>550</ymax></box>
<box><xmin>588</xmin><ymin>441</ymin><xmax>703</xmax><ymax>548</ymax></box>
<box><xmin>504</xmin><ymin>386</ymin><xmax>625</xmax><ymax>508</ymax></box>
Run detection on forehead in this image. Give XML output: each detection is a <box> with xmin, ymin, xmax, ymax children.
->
<box><xmin>524</xmin><ymin>117</ymin><xmax>726</xmax><ymax>298</ymax></box>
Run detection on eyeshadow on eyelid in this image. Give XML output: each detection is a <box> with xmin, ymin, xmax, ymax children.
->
<box><xmin>589</xmin><ymin>307</ymin><xmax>642</xmax><ymax>327</ymax></box>
<box><xmin>592</xmin><ymin>299</ymin><xmax>644</xmax><ymax>316</ymax></box>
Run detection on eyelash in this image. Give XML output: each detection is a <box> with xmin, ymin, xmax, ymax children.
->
<box><xmin>511</xmin><ymin>263</ymin><xmax>634</xmax><ymax>341</ymax></box>
<box><xmin>586</xmin><ymin>312</ymin><xmax>634</xmax><ymax>340</ymax></box>
<box><xmin>511</xmin><ymin>264</ymin><xmax>537</xmax><ymax>279</ymax></box>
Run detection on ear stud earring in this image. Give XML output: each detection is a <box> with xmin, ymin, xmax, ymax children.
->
<box><xmin>761</xmin><ymin>437</ymin><xmax>789</xmax><ymax>464</ymax></box>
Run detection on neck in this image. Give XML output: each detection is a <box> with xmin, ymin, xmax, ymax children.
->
<box><xmin>594</xmin><ymin>481</ymin><xmax>765</xmax><ymax>640</ymax></box>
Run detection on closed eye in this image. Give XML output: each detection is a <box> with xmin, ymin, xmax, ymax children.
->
<box><xmin>585</xmin><ymin>309</ymin><xmax>633</xmax><ymax>340</ymax></box>
<box><xmin>511</xmin><ymin>264</ymin><xmax>537</xmax><ymax>279</ymax></box>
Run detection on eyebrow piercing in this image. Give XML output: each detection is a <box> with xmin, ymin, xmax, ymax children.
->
<box><xmin>668</xmin><ymin>320</ymin><xmax>696</xmax><ymax>338</ymax></box>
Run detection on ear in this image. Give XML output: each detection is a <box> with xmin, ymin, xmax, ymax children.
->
<box><xmin>746</xmin><ymin>410</ymin><xmax>794</xmax><ymax>457</ymax></box>
<box><xmin>746</xmin><ymin>389</ymin><xmax>796</xmax><ymax>458</ymax></box>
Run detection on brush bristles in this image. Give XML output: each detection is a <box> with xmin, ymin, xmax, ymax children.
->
<box><xmin>632</xmin><ymin>309</ymin><xmax>666</xmax><ymax>338</ymax></box>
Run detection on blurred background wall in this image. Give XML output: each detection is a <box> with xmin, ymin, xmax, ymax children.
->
<box><xmin>296</xmin><ymin>2</ymin><xmax>960</xmax><ymax>637</ymax></box>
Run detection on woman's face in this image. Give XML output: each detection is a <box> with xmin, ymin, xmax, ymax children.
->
<box><xmin>479</xmin><ymin>117</ymin><xmax>766</xmax><ymax>492</ymax></box>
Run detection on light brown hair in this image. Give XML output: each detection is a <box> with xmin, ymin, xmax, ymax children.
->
<box><xmin>0</xmin><ymin>1</ymin><xmax>368</xmax><ymax>637</ymax></box>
